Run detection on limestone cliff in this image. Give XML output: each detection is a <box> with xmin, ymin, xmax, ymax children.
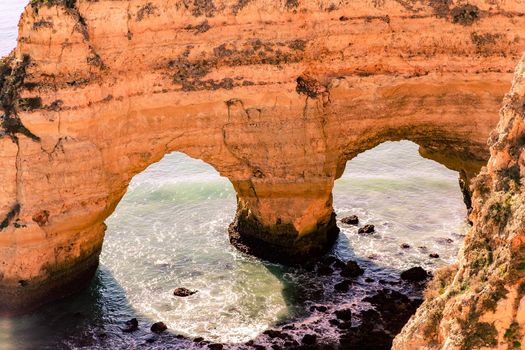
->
<box><xmin>394</xmin><ymin>54</ymin><xmax>525</xmax><ymax>350</ymax></box>
<box><xmin>0</xmin><ymin>0</ymin><xmax>524</xmax><ymax>319</ymax></box>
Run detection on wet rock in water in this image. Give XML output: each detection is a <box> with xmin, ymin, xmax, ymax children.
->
<box><xmin>335</xmin><ymin>280</ymin><xmax>351</xmax><ymax>292</ymax></box>
<box><xmin>358</xmin><ymin>224</ymin><xmax>375</xmax><ymax>234</ymax></box>
<box><xmin>435</xmin><ymin>237</ymin><xmax>454</xmax><ymax>245</ymax></box>
<box><xmin>173</xmin><ymin>287</ymin><xmax>197</xmax><ymax>297</ymax></box>
<box><xmin>340</xmin><ymin>260</ymin><xmax>364</xmax><ymax>278</ymax></box>
<box><xmin>400</xmin><ymin>266</ymin><xmax>429</xmax><ymax>282</ymax></box>
<box><xmin>418</xmin><ymin>246</ymin><xmax>428</xmax><ymax>253</ymax></box>
<box><xmin>263</xmin><ymin>329</ymin><xmax>290</xmax><ymax>340</ymax></box>
<box><xmin>329</xmin><ymin>318</ymin><xmax>340</xmax><ymax>326</ymax></box>
<box><xmin>208</xmin><ymin>344</ymin><xmax>223</xmax><ymax>350</ymax></box>
<box><xmin>365</xmin><ymin>277</ymin><xmax>375</xmax><ymax>283</ymax></box>
<box><xmin>363</xmin><ymin>289</ymin><xmax>423</xmax><ymax>334</ymax></box>
<box><xmin>333</xmin><ymin>259</ymin><xmax>346</xmax><ymax>269</ymax></box>
<box><xmin>400</xmin><ymin>243</ymin><xmax>411</xmax><ymax>249</ymax></box>
<box><xmin>122</xmin><ymin>318</ymin><xmax>139</xmax><ymax>333</ymax></box>
<box><xmin>317</xmin><ymin>263</ymin><xmax>334</xmax><ymax>276</ymax></box>
<box><xmin>310</xmin><ymin>305</ymin><xmax>328</xmax><ymax>312</ymax></box>
<box><xmin>341</xmin><ymin>215</ymin><xmax>359</xmax><ymax>225</ymax></box>
<box><xmin>151</xmin><ymin>321</ymin><xmax>167</xmax><ymax>333</ymax></box>
<box><xmin>302</xmin><ymin>333</ymin><xmax>317</xmax><ymax>345</ymax></box>
<box><xmin>335</xmin><ymin>308</ymin><xmax>352</xmax><ymax>321</ymax></box>
<box><xmin>194</xmin><ymin>337</ymin><xmax>204</xmax><ymax>342</ymax></box>
<box><xmin>145</xmin><ymin>337</ymin><xmax>156</xmax><ymax>344</ymax></box>
<box><xmin>339</xmin><ymin>308</ymin><xmax>392</xmax><ymax>350</ymax></box>
<box><xmin>429</xmin><ymin>253</ymin><xmax>440</xmax><ymax>258</ymax></box>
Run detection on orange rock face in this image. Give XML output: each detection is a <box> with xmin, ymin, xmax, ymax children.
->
<box><xmin>394</xmin><ymin>54</ymin><xmax>525</xmax><ymax>350</ymax></box>
<box><xmin>0</xmin><ymin>0</ymin><xmax>524</xmax><ymax>320</ymax></box>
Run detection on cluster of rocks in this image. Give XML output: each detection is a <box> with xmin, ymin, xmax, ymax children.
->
<box><xmin>118</xmin><ymin>235</ymin><xmax>432</xmax><ymax>349</ymax></box>
<box><xmin>341</xmin><ymin>215</ymin><xmax>446</xmax><ymax>260</ymax></box>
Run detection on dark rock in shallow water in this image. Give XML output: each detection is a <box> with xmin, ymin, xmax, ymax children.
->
<box><xmin>122</xmin><ymin>318</ymin><xmax>139</xmax><ymax>333</ymax></box>
<box><xmin>335</xmin><ymin>308</ymin><xmax>352</xmax><ymax>321</ymax></box>
<box><xmin>208</xmin><ymin>344</ymin><xmax>223</xmax><ymax>350</ymax></box>
<box><xmin>400</xmin><ymin>266</ymin><xmax>429</xmax><ymax>282</ymax></box>
<box><xmin>341</xmin><ymin>215</ymin><xmax>359</xmax><ymax>225</ymax></box>
<box><xmin>150</xmin><ymin>321</ymin><xmax>167</xmax><ymax>333</ymax></box>
<box><xmin>302</xmin><ymin>333</ymin><xmax>317</xmax><ymax>345</ymax></box>
<box><xmin>365</xmin><ymin>277</ymin><xmax>375</xmax><ymax>283</ymax></box>
<box><xmin>173</xmin><ymin>287</ymin><xmax>197</xmax><ymax>297</ymax></box>
<box><xmin>358</xmin><ymin>224</ymin><xmax>375</xmax><ymax>234</ymax></box>
<box><xmin>340</xmin><ymin>260</ymin><xmax>364</xmax><ymax>278</ymax></box>
<box><xmin>317</xmin><ymin>264</ymin><xmax>334</xmax><ymax>276</ymax></box>
<box><xmin>400</xmin><ymin>243</ymin><xmax>411</xmax><ymax>249</ymax></box>
<box><xmin>418</xmin><ymin>246</ymin><xmax>428</xmax><ymax>253</ymax></box>
<box><xmin>429</xmin><ymin>253</ymin><xmax>440</xmax><ymax>258</ymax></box>
<box><xmin>263</xmin><ymin>329</ymin><xmax>291</xmax><ymax>340</ymax></box>
<box><xmin>310</xmin><ymin>305</ymin><xmax>328</xmax><ymax>312</ymax></box>
<box><xmin>334</xmin><ymin>280</ymin><xmax>351</xmax><ymax>292</ymax></box>
<box><xmin>194</xmin><ymin>337</ymin><xmax>204</xmax><ymax>342</ymax></box>
<box><xmin>363</xmin><ymin>288</ymin><xmax>423</xmax><ymax>333</ymax></box>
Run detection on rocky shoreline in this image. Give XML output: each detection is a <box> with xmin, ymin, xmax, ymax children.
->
<box><xmin>114</xmin><ymin>240</ymin><xmax>432</xmax><ymax>349</ymax></box>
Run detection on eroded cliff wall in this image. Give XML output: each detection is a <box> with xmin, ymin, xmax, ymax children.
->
<box><xmin>0</xmin><ymin>0</ymin><xmax>524</xmax><ymax>316</ymax></box>
<box><xmin>394</xmin><ymin>53</ymin><xmax>525</xmax><ymax>350</ymax></box>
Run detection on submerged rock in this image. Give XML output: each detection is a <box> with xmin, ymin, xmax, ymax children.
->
<box><xmin>122</xmin><ymin>318</ymin><xmax>139</xmax><ymax>333</ymax></box>
<box><xmin>341</xmin><ymin>215</ymin><xmax>359</xmax><ymax>225</ymax></box>
<box><xmin>400</xmin><ymin>267</ymin><xmax>429</xmax><ymax>282</ymax></box>
<box><xmin>363</xmin><ymin>289</ymin><xmax>423</xmax><ymax>334</ymax></box>
<box><xmin>335</xmin><ymin>280</ymin><xmax>351</xmax><ymax>292</ymax></box>
<box><xmin>317</xmin><ymin>264</ymin><xmax>334</xmax><ymax>276</ymax></box>
<box><xmin>150</xmin><ymin>321</ymin><xmax>167</xmax><ymax>333</ymax></box>
<box><xmin>173</xmin><ymin>287</ymin><xmax>197</xmax><ymax>297</ymax></box>
<box><xmin>340</xmin><ymin>260</ymin><xmax>364</xmax><ymax>278</ymax></box>
<box><xmin>335</xmin><ymin>308</ymin><xmax>352</xmax><ymax>321</ymax></box>
<box><xmin>263</xmin><ymin>329</ymin><xmax>291</xmax><ymax>340</ymax></box>
<box><xmin>358</xmin><ymin>224</ymin><xmax>375</xmax><ymax>234</ymax></box>
<box><xmin>302</xmin><ymin>333</ymin><xmax>317</xmax><ymax>345</ymax></box>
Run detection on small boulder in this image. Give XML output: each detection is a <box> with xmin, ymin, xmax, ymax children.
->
<box><xmin>263</xmin><ymin>329</ymin><xmax>290</xmax><ymax>340</ymax></box>
<box><xmin>151</xmin><ymin>322</ymin><xmax>167</xmax><ymax>333</ymax></box>
<box><xmin>335</xmin><ymin>308</ymin><xmax>352</xmax><ymax>321</ymax></box>
<box><xmin>317</xmin><ymin>264</ymin><xmax>334</xmax><ymax>276</ymax></box>
<box><xmin>341</xmin><ymin>215</ymin><xmax>359</xmax><ymax>225</ymax></box>
<box><xmin>400</xmin><ymin>267</ymin><xmax>429</xmax><ymax>282</ymax></box>
<box><xmin>335</xmin><ymin>280</ymin><xmax>351</xmax><ymax>292</ymax></box>
<box><xmin>309</xmin><ymin>305</ymin><xmax>328</xmax><ymax>313</ymax></box>
<box><xmin>358</xmin><ymin>224</ymin><xmax>375</xmax><ymax>234</ymax></box>
<box><xmin>122</xmin><ymin>318</ymin><xmax>139</xmax><ymax>333</ymax></box>
<box><xmin>429</xmin><ymin>253</ymin><xmax>440</xmax><ymax>259</ymax></box>
<box><xmin>173</xmin><ymin>287</ymin><xmax>197</xmax><ymax>297</ymax></box>
<box><xmin>302</xmin><ymin>334</ymin><xmax>317</xmax><ymax>345</ymax></box>
<box><xmin>208</xmin><ymin>344</ymin><xmax>223</xmax><ymax>350</ymax></box>
<box><xmin>400</xmin><ymin>243</ymin><xmax>411</xmax><ymax>249</ymax></box>
<box><xmin>340</xmin><ymin>260</ymin><xmax>364</xmax><ymax>278</ymax></box>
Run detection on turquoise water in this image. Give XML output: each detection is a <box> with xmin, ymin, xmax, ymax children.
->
<box><xmin>0</xmin><ymin>3</ymin><xmax>468</xmax><ymax>349</ymax></box>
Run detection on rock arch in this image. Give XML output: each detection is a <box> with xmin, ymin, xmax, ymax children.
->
<box><xmin>0</xmin><ymin>0</ymin><xmax>524</xmax><ymax>317</ymax></box>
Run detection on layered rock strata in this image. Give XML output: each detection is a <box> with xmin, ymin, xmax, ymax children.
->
<box><xmin>1</xmin><ymin>0</ymin><xmax>524</xmax><ymax>313</ymax></box>
<box><xmin>394</xmin><ymin>54</ymin><xmax>525</xmax><ymax>350</ymax></box>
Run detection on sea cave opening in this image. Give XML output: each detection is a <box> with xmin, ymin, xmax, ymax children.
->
<box><xmin>0</xmin><ymin>141</ymin><xmax>471</xmax><ymax>349</ymax></box>
<box><xmin>95</xmin><ymin>140</ymin><xmax>469</xmax><ymax>348</ymax></box>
